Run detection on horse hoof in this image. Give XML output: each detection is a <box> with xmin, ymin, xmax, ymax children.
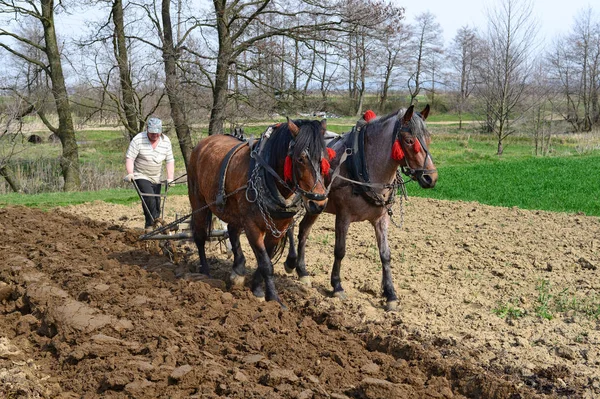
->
<box><xmin>333</xmin><ymin>291</ymin><xmax>347</xmax><ymax>300</ymax></box>
<box><xmin>255</xmin><ymin>295</ymin><xmax>265</xmax><ymax>302</ymax></box>
<box><xmin>385</xmin><ymin>300</ymin><xmax>399</xmax><ymax>312</ymax></box>
<box><xmin>284</xmin><ymin>262</ymin><xmax>295</xmax><ymax>274</ymax></box>
<box><xmin>299</xmin><ymin>276</ymin><xmax>311</xmax><ymax>287</ymax></box>
<box><xmin>230</xmin><ymin>272</ymin><xmax>245</xmax><ymax>286</ymax></box>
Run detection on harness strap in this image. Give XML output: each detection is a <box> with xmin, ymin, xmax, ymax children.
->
<box><xmin>216</xmin><ymin>141</ymin><xmax>248</xmax><ymax>208</ymax></box>
<box><xmin>251</xmin><ymin>149</ymin><xmax>293</xmax><ymax>192</ymax></box>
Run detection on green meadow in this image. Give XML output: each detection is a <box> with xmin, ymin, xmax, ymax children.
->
<box><xmin>2</xmin><ymin>121</ymin><xmax>600</xmax><ymax>217</ymax></box>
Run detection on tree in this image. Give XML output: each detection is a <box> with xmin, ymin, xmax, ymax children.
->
<box><xmin>447</xmin><ymin>26</ymin><xmax>483</xmax><ymax>129</ymax></box>
<box><xmin>478</xmin><ymin>0</ymin><xmax>538</xmax><ymax>155</ymax></box>
<box><xmin>0</xmin><ymin>0</ymin><xmax>81</xmax><ymax>191</ymax></box>
<box><xmin>375</xmin><ymin>18</ymin><xmax>410</xmax><ymax>111</ymax></box>
<box><xmin>136</xmin><ymin>0</ymin><xmax>195</xmax><ymax>165</ymax></box>
<box><xmin>0</xmin><ymin>98</ymin><xmax>34</xmax><ymax>193</ymax></box>
<box><xmin>112</xmin><ymin>0</ymin><xmax>144</xmax><ymax>138</ymax></box>
<box><xmin>406</xmin><ymin>12</ymin><xmax>443</xmax><ymax>106</ymax></box>
<box><xmin>547</xmin><ymin>7</ymin><xmax>600</xmax><ymax>132</ymax></box>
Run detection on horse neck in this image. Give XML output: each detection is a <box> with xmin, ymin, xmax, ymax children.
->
<box><xmin>364</xmin><ymin>124</ymin><xmax>399</xmax><ymax>182</ymax></box>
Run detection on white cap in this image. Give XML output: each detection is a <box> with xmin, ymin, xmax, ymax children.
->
<box><xmin>147</xmin><ymin>117</ymin><xmax>162</xmax><ymax>133</ymax></box>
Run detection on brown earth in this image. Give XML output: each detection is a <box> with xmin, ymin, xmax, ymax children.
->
<box><xmin>1</xmin><ymin>195</ymin><xmax>599</xmax><ymax>398</ymax></box>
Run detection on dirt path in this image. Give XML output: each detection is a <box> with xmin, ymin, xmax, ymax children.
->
<box><xmin>1</xmin><ymin>196</ymin><xmax>599</xmax><ymax>398</ymax></box>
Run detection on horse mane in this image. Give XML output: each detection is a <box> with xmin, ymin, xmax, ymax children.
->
<box><xmin>268</xmin><ymin>119</ymin><xmax>326</xmax><ymax>169</ymax></box>
<box><xmin>367</xmin><ymin>108</ymin><xmax>430</xmax><ymax>140</ymax></box>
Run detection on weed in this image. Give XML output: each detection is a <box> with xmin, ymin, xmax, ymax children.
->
<box><xmin>535</xmin><ymin>280</ymin><xmax>553</xmax><ymax>320</ymax></box>
<box><xmin>493</xmin><ymin>301</ymin><xmax>525</xmax><ymax>319</ymax></box>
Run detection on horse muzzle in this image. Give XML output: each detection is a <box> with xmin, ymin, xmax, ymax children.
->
<box><xmin>305</xmin><ymin>198</ymin><xmax>328</xmax><ymax>214</ymax></box>
<box><xmin>413</xmin><ymin>169</ymin><xmax>438</xmax><ymax>189</ymax></box>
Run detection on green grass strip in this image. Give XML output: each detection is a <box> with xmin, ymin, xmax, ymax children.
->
<box><xmin>407</xmin><ymin>155</ymin><xmax>600</xmax><ymax>216</ymax></box>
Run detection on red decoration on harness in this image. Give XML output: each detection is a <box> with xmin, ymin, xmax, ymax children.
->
<box><xmin>321</xmin><ymin>158</ymin><xmax>331</xmax><ymax>176</ymax></box>
<box><xmin>326</xmin><ymin>147</ymin><xmax>336</xmax><ymax>160</ymax></box>
<box><xmin>363</xmin><ymin>110</ymin><xmax>376</xmax><ymax>122</ymax></box>
<box><xmin>414</xmin><ymin>139</ymin><xmax>421</xmax><ymax>153</ymax></box>
<box><xmin>392</xmin><ymin>140</ymin><xmax>405</xmax><ymax>161</ymax></box>
<box><xmin>284</xmin><ymin>155</ymin><xmax>293</xmax><ymax>181</ymax></box>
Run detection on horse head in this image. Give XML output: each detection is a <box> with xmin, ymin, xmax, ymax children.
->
<box><xmin>393</xmin><ymin>105</ymin><xmax>438</xmax><ymax>189</ymax></box>
<box><xmin>284</xmin><ymin>119</ymin><xmax>329</xmax><ymax>214</ymax></box>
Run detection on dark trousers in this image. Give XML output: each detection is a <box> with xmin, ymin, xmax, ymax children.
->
<box><xmin>135</xmin><ymin>179</ymin><xmax>162</xmax><ymax>228</ymax></box>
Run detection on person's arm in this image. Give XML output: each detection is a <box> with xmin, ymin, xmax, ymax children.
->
<box><xmin>166</xmin><ymin>161</ymin><xmax>175</xmax><ymax>181</ymax></box>
<box><xmin>125</xmin><ymin>158</ymin><xmax>135</xmax><ymax>175</ymax></box>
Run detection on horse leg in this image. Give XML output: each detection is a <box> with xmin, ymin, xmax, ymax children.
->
<box><xmin>331</xmin><ymin>215</ymin><xmax>350</xmax><ymax>299</ymax></box>
<box><xmin>228</xmin><ymin>224</ymin><xmax>247</xmax><ymax>286</ymax></box>
<box><xmin>191</xmin><ymin>209</ymin><xmax>212</xmax><ymax>275</ymax></box>
<box><xmin>372</xmin><ymin>214</ymin><xmax>399</xmax><ymax>311</ymax></box>
<box><xmin>283</xmin><ymin>227</ymin><xmax>297</xmax><ymax>274</ymax></box>
<box><xmin>294</xmin><ymin>213</ymin><xmax>319</xmax><ymax>287</ymax></box>
<box><xmin>246</xmin><ymin>227</ymin><xmax>283</xmax><ymax>306</ymax></box>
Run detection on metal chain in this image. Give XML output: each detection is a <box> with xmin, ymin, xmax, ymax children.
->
<box><xmin>249</xmin><ymin>161</ymin><xmax>303</xmax><ymax>239</ymax></box>
<box><xmin>389</xmin><ymin>170</ymin><xmax>407</xmax><ymax>230</ymax></box>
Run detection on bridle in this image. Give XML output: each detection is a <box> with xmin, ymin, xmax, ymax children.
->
<box><xmin>286</xmin><ymin>139</ymin><xmax>328</xmax><ymax>202</ymax></box>
<box><xmin>395</xmin><ymin>117</ymin><xmax>437</xmax><ymax>181</ymax></box>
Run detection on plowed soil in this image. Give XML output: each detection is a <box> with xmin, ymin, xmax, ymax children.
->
<box><xmin>1</xmin><ymin>195</ymin><xmax>599</xmax><ymax>398</ymax></box>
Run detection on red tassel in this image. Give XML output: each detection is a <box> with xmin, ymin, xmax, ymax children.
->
<box><xmin>392</xmin><ymin>140</ymin><xmax>405</xmax><ymax>161</ymax></box>
<box><xmin>414</xmin><ymin>139</ymin><xmax>421</xmax><ymax>153</ymax></box>
<box><xmin>321</xmin><ymin>158</ymin><xmax>331</xmax><ymax>176</ymax></box>
<box><xmin>284</xmin><ymin>155</ymin><xmax>293</xmax><ymax>181</ymax></box>
<box><xmin>326</xmin><ymin>147</ymin><xmax>336</xmax><ymax>160</ymax></box>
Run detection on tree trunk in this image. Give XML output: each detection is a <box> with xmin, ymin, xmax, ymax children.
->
<box><xmin>113</xmin><ymin>0</ymin><xmax>140</xmax><ymax>139</ymax></box>
<box><xmin>161</xmin><ymin>0</ymin><xmax>193</xmax><ymax>166</ymax></box>
<box><xmin>209</xmin><ymin>0</ymin><xmax>232</xmax><ymax>136</ymax></box>
<box><xmin>41</xmin><ymin>0</ymin><xmax>80</xmax><ymax>191</ymax></box>
<box><xmin>0</xmin><ymin>166</ymin><xmax>21</xmax><ymax>193</ymax></box>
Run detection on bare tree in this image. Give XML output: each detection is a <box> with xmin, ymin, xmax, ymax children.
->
<box><xmin>0</xmin><ymin>0</ymin><xmax>81</xmax><ymax>191</ymax></box>
<box><xmin>528</xmin><ymin>61</ymin><xmax>557</xmax><ymax>156</ymax></box>
<box><xmin>478</xmin><ymin>0</ymin><xmax>538</xmax><ymax>155</ymax></box>
<box><xmin>374</xmin><ymin>18</ymin><xmax>409</xmax><ymax>111</ymax></box>
<box><xmin>447</xmin><ymin>26</ymin><xmax>484</xmax><ymax>129</ymax></box>
<box><xmin>112</xmin><ymin>0</ymin><xmax>144</xmax><ymax>138</ymax></box>
<box><xmin>406</xmin><ymin>12</ymin><xmax>443</xmax><ymax>106</ymax></box>
<box><xmin>0</xmin><ymin>98</ymin><xmax>34</xmax><ymax>193</ymax></box>
<box><xmin>547</xmin><ymin>7</ymin><xmax>600</xmax><ymax>132</ymax></box>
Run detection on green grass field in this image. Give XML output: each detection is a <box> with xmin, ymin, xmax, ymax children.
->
<box><xmin>2</xmin><ymin>120</ymin><xmax>600</xmax><ymax>217</ymax></box>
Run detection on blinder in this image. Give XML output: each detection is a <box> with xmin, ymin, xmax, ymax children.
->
<box><xmin>394</xmin><ymin>120</ymin><xmax>437</xmax><ymax>181</ymax></box>
<box><xmin>287</xmin><ymin>139</ymin><xmax>328</xmax><ymax>202</ymax></box>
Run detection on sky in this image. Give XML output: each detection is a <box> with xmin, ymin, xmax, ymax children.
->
<box><xmin>399</xmin><ymin>0</ymin><xmax>595</xmax><ymax>47</ymax></box>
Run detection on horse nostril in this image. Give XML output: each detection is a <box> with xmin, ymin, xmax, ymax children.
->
<box><xmin>419</xmin><ymin>174</ymin><xmax>434</xmax><ymax>188</ymax></box>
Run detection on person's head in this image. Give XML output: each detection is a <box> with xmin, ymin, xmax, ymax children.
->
<box><xmin>146</xmin><ymin>117</ymin><xmax>162</xmax><ymax>142</ymax></box>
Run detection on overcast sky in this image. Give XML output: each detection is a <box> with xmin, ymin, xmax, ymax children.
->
<box><xmin>399</xmin><ymin>0</ymin><xmax>595</xmax><ymax>47</ymax></box>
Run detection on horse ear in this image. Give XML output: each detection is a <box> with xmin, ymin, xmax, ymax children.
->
<box><xmin>402</xmin><ymin>105</ymin><xmax>415</xmax><ymax>124</ymax></box>
<box><xmin>287</xmin><ymin>117</ymin><xmax>299</xmax><ymax>137</ymax></box>
<box><xmin>420</xmin><ymin>104</ymin><xmax>430</xmax><ymax>120</ymax></box>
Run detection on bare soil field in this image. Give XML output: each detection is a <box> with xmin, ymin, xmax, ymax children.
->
<box><xmin>1</xmin><ymin>195</ymin><xmax>599</xmax><ymax>398</ymax></box>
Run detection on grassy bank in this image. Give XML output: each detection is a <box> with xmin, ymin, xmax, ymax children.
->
<box><xmin>2</xmin><ymin>121</ymin><xmax>600</xmax><ymax>217</ymax></box>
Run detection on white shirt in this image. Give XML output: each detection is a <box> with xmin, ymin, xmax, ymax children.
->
<box><xmin>126</xmin><ymin>132</ymin><xmax>174</xmax><ymax>184</ymax></box>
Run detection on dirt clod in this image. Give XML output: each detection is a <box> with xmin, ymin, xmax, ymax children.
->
<box><xmin>1</xmin><ymin>198</ymin><xmax>598</xmax><ymax>398</ymax></box>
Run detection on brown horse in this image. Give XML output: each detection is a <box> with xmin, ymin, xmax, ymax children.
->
<box><xmin>284</xmin><ymin>105</ymin><xmax>438</xmax><ymax>310</ymax></box>
<box><xmin>187</xmin><ymin>119</ymin><xmax>330</xmax><ymax>305</ymax></box>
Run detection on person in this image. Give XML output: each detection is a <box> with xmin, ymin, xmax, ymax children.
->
<box><xmin>124</xmin><ymin>117</ymin><xmax>174</xmax><ymax>231</ymax></box>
